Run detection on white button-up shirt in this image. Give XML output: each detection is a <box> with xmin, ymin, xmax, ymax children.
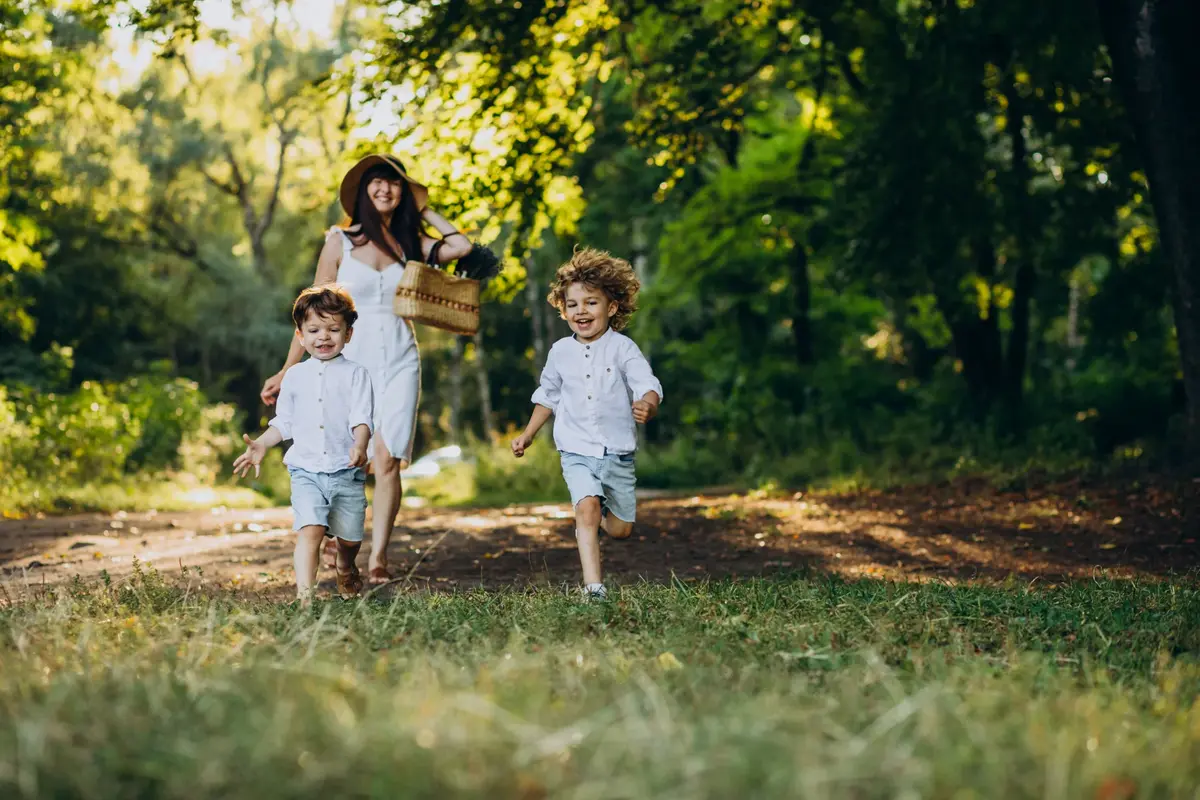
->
<box><xmin>532</xmin><ymin>329</ymin><xmax>663</xmax><ymax>457</ymax></box>
<box><xmin>269</xmin><ymin>355</ymin><xmax>374</xmax><ymax>473</ymax></box>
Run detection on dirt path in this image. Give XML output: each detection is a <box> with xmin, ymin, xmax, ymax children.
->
<box><xmin>2</xmin><ymin>479</ymin><xmax>1195</xmax><ymax>601</ymax></box>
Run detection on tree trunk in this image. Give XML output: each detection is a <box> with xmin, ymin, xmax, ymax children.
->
<box><xmin>788</xmin><ymin>238</ymin><xmax>815</xmax><ymax>366</ymax></box>
<box><xmin>1066</xmin><ymin>273</ymin><xmax>1082</xmax><ymax>371</ymax></box>
<box><xmin>631</xmin><ymin>217</ymin><xmax>649</xmax><ymax>286</ymax></box>
<box><xmin>526</xmin><ymin>257</ymin><xmax>547</xmax><ymax>373</ymax></box>
<box><xmin>938</xmin><ymin>271</ymin><xmax>1005</xmax><ymax>413</ymax></box>
<box><xmin>473</xmin><ymin>331</ymin><xmax>496</xmax><ymax>439</ymax></box>
<box><xmin>448</xmin><ymin>336</ymin><xmax>464</xmax><ymax>444</ymax></box>
<box><xmin>1096</xmin><ymin>0</ymin><xmax>1200</xmax><ymax>456</ymax></box>
<box><xmin>1003</xmin><ymin>77</ymin><xmax>1036</xmax><ymax>410</ymax></box>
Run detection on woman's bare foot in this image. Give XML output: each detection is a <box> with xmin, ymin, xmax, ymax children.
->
<box><xmin>367</xmin><ymin>563</ymin><xmax>392</xmax><ymax>585</ymax></box>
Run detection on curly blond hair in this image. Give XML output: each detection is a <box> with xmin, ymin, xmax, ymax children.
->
<box><xmin>547</xmin><ymin>247</ymin><xmax>641</xmax><ymax>331</ymax></box>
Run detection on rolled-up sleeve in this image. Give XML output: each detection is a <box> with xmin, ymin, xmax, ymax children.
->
<box><xmin>530</xmin><ymin>347</ymin><xmax>563</xmax><ymax>411</ymax></box>
<box><xmin>268</xmin><ymin>372</ymin><xmax>296</xmax><ymax>440</ymax></box>
<box><xmin>621</xmin><ymin>339</ymin><xmax>663</xmax><ymax>403</ymax></box>
<box><xmin>348</xmin><ymin>365</ymin><xmax>374</xmax><ymax>433</ymax></box>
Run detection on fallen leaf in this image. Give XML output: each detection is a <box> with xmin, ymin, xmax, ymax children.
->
<box><xmin>1094</xmin><ymin>776</ymin><xmax>1136</xmax><ymax>800</ymax></box>
<box><xmin>656</xmin><ymin>652</ymin><xmax>683</xmax><ymax>671</ymax></box>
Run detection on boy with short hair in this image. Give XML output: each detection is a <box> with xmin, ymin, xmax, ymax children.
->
<box><xmin>511</xmin><ymin>247</ymin><xmax>663</xmax><ymax>600</ymax></box>
<box><xmin>234</xmin><ymin>285</ymin><xmax>373</xmax><ymax>604</ymax></box>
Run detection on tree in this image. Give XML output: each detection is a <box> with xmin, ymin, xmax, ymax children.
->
<box><xmin>1095</xmin><ymin>0</ymin><xmax>1200</xmax><ymax>455</ymax></box>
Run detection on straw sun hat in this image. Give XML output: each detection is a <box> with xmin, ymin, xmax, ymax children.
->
<box><xmin>339</xmin><ymin>154</ymin><xmax>429</xmax><ymax>216</ymax></box>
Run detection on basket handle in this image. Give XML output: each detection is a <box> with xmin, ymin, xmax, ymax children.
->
<box><xmin>427</xmin><ymin>239</ymin><xmax>446</xmax><ymax>268</ymax></box>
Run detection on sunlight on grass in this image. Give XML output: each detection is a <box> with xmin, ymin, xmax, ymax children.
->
<box><xmin>404</xmin><ymin>437</ymin><xmax>570</xmax><ymax>508</ymax></box>
<box><xmin>0</xmin><ymin>478</ymin><xmax>272</xmax><ymax>517</ymax></box>
<box><xmin>1</xmin><ymin>568</ymin><xmax>1197</xmax><ymax>797</ymax></box>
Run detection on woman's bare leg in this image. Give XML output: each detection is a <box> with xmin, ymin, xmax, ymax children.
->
<box><xmin>369</xmin><ymin>435</ymin><xmax>403</xmax><ymax>577</ymax></box>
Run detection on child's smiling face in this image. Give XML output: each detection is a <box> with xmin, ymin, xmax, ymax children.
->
<box><xmin>564</xmin><ymin>282</ymin><xmax>617</xmax><ymax>343</ymax></box>
<box><xmin>296</xmin><ymin>310</ymin><xmax>353</xmax><ymax>360</ymax></box>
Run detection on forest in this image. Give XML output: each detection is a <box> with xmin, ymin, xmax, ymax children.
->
<box><xmin>2</xmin><ymin>0</ymin><xmax>1197</xmax><ymax>511</ymax></box>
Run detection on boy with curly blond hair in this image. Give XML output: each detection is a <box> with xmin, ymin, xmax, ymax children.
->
<box><xmin>511</xmin><ymin>247</ymin><xmax>663</xmax><ymax>600</ymax></box>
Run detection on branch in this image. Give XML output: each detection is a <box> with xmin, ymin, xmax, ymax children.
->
<box><xmin>200</xmin><ymin>168</ymin><xmax>241</xmax><ymax>197</ymax></box>
<box><xmin>145</xmin><ymin>211</ymin><xmax>217</xmax><ymax>275</ymax></box>
<box><xmin>254</xmin><ymin>122</ymin><xmax>295</xmax><ymax>244</ymax></box>
<box><xmin>220</xmin><ymin>140</ymin><xmax>248</xmax><ymax>195</ymax></box>
<box><xmin>837</xmin><ymin>49</ymin><xmax>866</xmax><ymax>97</ymax></box>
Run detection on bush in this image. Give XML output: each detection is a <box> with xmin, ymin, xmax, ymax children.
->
<box><xmin>638</xmin><ymin>435</ymin><xmax>739</xmax><ymax>490</ymax></box>
<box><xmin>473</xmin><ymin>430</ymin><xmax>569</xmax><ymax>506</ymax></box>
<box><xmin>0</xmin><ymin>376</ymin><xmax>245</xmax><ymax>513</ymax></box>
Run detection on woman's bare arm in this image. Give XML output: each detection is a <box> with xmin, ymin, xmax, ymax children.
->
<box><xmin>420</xmin><ymin>207</ymin><xmax>473</xmax><ymax>262</ymax></box>
<box><xmin>261</xmin><ymin>233</ymin><xmax>342</xmax><ymax>405</ymax></box>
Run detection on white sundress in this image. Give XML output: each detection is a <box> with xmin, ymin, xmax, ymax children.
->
<box><xmin>332</xmin><ymin>228</ymin><xmax>421</xmax><ymax>466</ymax></box>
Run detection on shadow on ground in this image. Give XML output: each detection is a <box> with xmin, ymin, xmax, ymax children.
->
<box><xmin>1</xmin><ymin>476</ymin><xmax>1196</xmax><ymax>601</ymax></box>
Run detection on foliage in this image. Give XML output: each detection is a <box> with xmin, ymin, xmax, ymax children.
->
<box><xmin>0</xmin><ymin>375</ymin><xmax>244</xmax><ymax>514</ymax></box>
<box><xmin>0</xmin><ymin>0</ymin><xmax>1193</xmax><ymax>509</ymax></box>
<box><xmin>472</xmin><ymin>432</ymin><xmax>570</xmax><ymax>506</ymax></box>
<box><xmin>1</xmin><ymin>570</ymin><xmax>1199</xmax><ymax>796</ymax></box>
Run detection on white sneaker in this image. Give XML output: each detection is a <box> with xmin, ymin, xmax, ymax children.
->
<box><xmin>582</xmin><ymin>583</ymin><xmax>608</xmax><ymax>601</ymax></box>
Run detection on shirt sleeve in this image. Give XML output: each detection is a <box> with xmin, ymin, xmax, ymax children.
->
<box><xmin>349</xmin><ymin>365</ymin><xmax>374</xmax><ymax>433</ymax></box>
<box><xmin>267</xmin><ymin>370</ymin><xmax>297</xmax><ymax>440</ymax></box>
<box><xmin>620</xmin><ymin>338</ymin><xmax>663</xmax><ymax>403</ymax></box>
<box><xmin>530</xmin><ymin>345</ymin><xmax>563</xmax><ymax>411</ymax></box>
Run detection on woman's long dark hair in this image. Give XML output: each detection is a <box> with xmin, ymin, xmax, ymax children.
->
<box><xmin>348</xmin><ymin>162</ymin><xmax>423</xmax><ymax>264</ymax></box>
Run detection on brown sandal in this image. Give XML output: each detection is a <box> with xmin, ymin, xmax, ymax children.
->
<box><xmin>336</xmin><ymin>564</ymin><xmax>364</xmax><ymax>598</ymax></box>
<box><xmin>367</xmin><ymin>566</ymin><xmax>392</xmax><ymax>585</ymax></box>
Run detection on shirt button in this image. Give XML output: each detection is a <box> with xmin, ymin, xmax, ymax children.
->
<box><xmin>320</xmin><ymin>425</ymin><xmax>325</xmax><ymax>430</ymax></box>
<box><xmin>588</xmin><ymin>395</ymin><xmax>592</xmax><ymax>400</ymax></box>
<box><xmin>586</xmin><ymin>374</ymin><xmax>591</xmax><ymax>379</ymax></box>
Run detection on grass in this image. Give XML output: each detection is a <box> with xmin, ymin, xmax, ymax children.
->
<box><xmin>2</xmin><ymin>566</ymin><xmax>1199</xmax><ymax>798</ymax></box>
<box><xmin>404</xmin><ymin>437</ymin><xmax>571</xmax><ymax>509</ymax></box>
<box><xmin>0</xmin><ymin>476</ymin><xmax>273</xmax><ymax>518</ymax></box>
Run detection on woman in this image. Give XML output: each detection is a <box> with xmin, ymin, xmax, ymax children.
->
<box><xmin>261</xmin><ymin>154</ymin><xmax>472</xmax><ymax>584</ymax></box>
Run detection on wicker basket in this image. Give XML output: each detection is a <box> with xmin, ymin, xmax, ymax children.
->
<box><xmin>393</xmin><ymin>261</ymin><xmax>480</xmax><ymax>335</ymax></box>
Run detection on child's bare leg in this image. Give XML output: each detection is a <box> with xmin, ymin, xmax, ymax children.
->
<box><xmin>575</xmin><ymin>496</ymin><xmax>603</xmax><ymax>586</ymax></box>
<box><xmin>334</xmin><ymin>537</ymin><xmax>364</xmax><ymax>597</ymax></box>
<box><xmin>601</xmin><ymin>515</ymin><xmax>633</xmax><ymax>540</ymax></box>
<box><xmin>294</xmin><ymin>526</ymin><xmax>327</xmax><ymax>602</ymax></box>
<box><xmin>336</xmin><ymin>538</ymin><xmax>362</xmax><ymax>572</ymax></box>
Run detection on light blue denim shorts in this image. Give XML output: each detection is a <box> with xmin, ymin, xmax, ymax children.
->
<box><xmin>559</xmin><ymin>451</ymin><xmax>637</xmax><ymax>522</ymax></box>
<box><xmin>288</xmin><ymin>467</ymin><xmax>367</xmax><ymax>541</ymax></box>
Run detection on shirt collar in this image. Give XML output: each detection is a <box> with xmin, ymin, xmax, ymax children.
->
<box><xmin>571</xmin><ymin>327</ymin><xmax>613</xmax><ymax>347</ymax></box>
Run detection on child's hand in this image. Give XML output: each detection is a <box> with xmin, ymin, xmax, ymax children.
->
<box><xmin>348</xmin><ymin>443</ymin><xmax>368</xmax><ymax>468</ymax></box>
<box><xmin>232</xmin><ymin>434</ymin><xmax>267</xmax><ymax>479</ymax></box>
<box><xmin>632</xmin><ymin>399</ymin><xmax>658</xmax><ymax>424</ymax></box>
<box><xmin>511</xmin><ymin>433</ymin><xmax>533</xmax><ymax>458</ymax></box>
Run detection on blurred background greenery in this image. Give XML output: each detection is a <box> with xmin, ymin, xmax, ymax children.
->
<box><xmin>1</xmin><ymin>0</ymin><xmax>1193</xmax><ymax>514</ymax></box>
